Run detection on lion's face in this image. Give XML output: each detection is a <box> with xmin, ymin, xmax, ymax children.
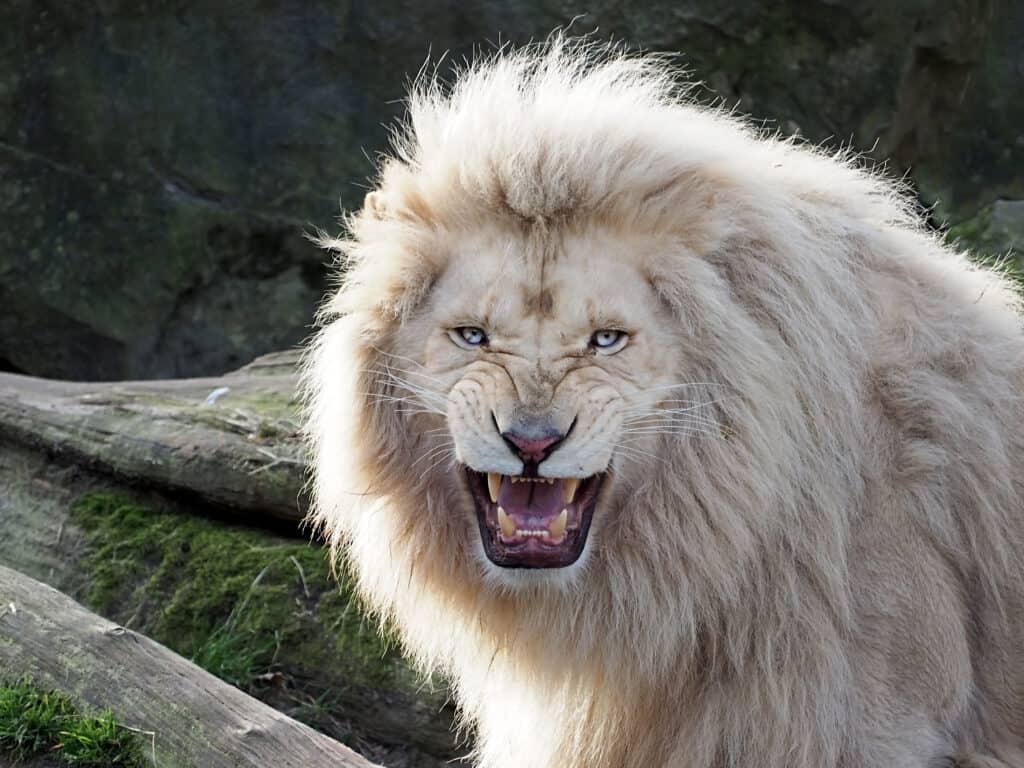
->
<box><xmin>386</xmin><ymin>224</ymin><xmax>686</xmax><ymax>572</ymax></box>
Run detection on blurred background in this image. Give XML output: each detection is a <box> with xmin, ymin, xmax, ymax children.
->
<box><xmin>3</xmin><ymin>1</ymin><xmax>1022</xmax><ymax>383</ymax></box>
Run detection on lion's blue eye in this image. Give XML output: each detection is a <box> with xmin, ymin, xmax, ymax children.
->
<box><xmin>590</xmin><ymin>329</ymin><xmax>627</xmax><ymax>352</ymax></box>
<box><xmin>450</xmin><ymin>326</ymin><xmax>488</xmax><ymax>348</ymax></box>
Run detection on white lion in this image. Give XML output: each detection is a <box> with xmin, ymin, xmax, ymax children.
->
<box><xmin>303</xmin><ymin>39</ymin><xmax>1024</xmax><ymax>768</ymax></box>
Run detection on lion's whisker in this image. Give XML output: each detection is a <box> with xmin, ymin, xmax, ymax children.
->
<box><xmin>370</xmin><ymin>372</ymin><xmax>446</xmax><ymax>400</ymax></box>
<box><xmin>621</xmin><ymin>422</ymin><xmax>723</xmax><ymax>435</ymax></box>
<box><xmin>415</xmin><ymin>449</ymin><xmax>457</xmax><ymax>484</ymax></box>
<box><xmin>623</xmin><ymin>413</ymin><xmax>724</xmax><ymax>430</ymax></box>
<box><xmin>410</xmin><ymin>442</ymin><xmax>456</xmax><ymax>470</ymax></box>
<box><xmin>624</xmin><ymin>382</ymin><xmax>732</xmax><ymax>400</ymax></box>
<box><xmin>361</xmin><ymin>388</ymin><xmax>447</xmax><ymax>416</ymax></box>
<box><xmin>369</xmin><ymin>347</ymin><xmax>441</xmax><ymax>376</ymax></box>
<box><xmin>367</xmin><ymin>364</ymin><xmax>446</xmax><ymax>386</ymax></box>
<box><xmin>360</xmin><ymin>392</ymin><xmax>438</xmax><ymax>407</ymax></box>
<box><xmin>624</xmin><ymin>412</ymin><xmax>723</xmax><ymax>426</ymax></box>
<box><xmin>370</xmin><ymin>370</ymin><xmax>449</xmax><ymax>416</ymax></box>
<box><xmin>619</xmin><ymin>427</ymin><xmax>721</xmax><ymax>437</ymax></box>
<box><xmin>586</xmin><ymin>436</ymin><xmax>671</xmax><ymax>466</ymax></box>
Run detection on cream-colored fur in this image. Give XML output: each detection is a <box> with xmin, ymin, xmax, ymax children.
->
<box><xmin>303</xmin><ymin>39</ymin><xmax>1024</xmax><ymax>767</ymax></box>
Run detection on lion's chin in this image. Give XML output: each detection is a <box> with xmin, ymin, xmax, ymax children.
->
<box><xmin>464</xmin><ymin>467</ymin><xmax>603</xmax><ymax>569</ymax></box>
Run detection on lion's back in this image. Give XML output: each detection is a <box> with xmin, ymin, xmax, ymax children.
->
<box><xmin>848</xmin><ymin>224</ymin><xmax>1024</xmax><ymax>760</ymax></box>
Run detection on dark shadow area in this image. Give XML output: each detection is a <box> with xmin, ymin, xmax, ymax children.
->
<box><xmin>0</xmin><ymin>357</ymin><xmax>25</xmax><ymax>374</ymax></box>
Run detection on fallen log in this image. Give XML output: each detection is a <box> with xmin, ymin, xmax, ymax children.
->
<box><xmin>0</xmin><ymin>350</ymin><xmax>306</xmax><ymax>522</ymax></box>
<box><xmin>0</xmin><ymin>564</ymin><xmax>379</xmax><ymax>768</ymax></box>
<box><xmin>0</xmin><ymin>351</ymin><xmax>463</xmax><ymax>765</ymax></box>
<box><xmin>0</xmin><ymin>448</ymin><xmax>461</xmax><ymax>767</ymax></box>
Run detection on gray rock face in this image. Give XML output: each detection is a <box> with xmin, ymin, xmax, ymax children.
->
<box><xmin>948</xmin><ymin>198</ymin><xmax>1024</xmax><ymax>262</ymax></box>
<box><xmin>987</xmin><ymin>200</ymin><xmax>1024</xmax><ymax>253</ymax></box>
<box><xmin>2</xmin><ymin>1</ymin><xmax>1021</xmax><ymax>379</ymax></box>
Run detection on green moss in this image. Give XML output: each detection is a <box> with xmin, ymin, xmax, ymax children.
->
<box><xmin>254</xmin><ymin>419</ymin><xmax>279</xmax><ymax>439</ymax></box>
<box><xmin>946</xmin><ymin>205</ymin><xmax>996</xmax><ymax>255</ymax></box>
<box><xmin>0</xmin><ymin>679</ymin><xmax>144</xmax><ymax>766</ymax></box>
<box><xmin>65</xmin><ymin>492</ymin><xmax>457</xmax><ymax>757</ymax></box>
<box><xmin>945</xmin><ymin>205</ymin><xmax>1024</xmax><ymax>288</ymax></box>
<box><xmin>70</xmin><ymin>492</ymin><xmax>397</xmax><ymax>693</ymax></box>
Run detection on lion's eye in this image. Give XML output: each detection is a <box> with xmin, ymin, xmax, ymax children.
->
<box><xmin>590</xmin><ymin>329</ymin><xmax>628</xmax><ymax>353</ymax></box>
<box><xmin>450</xmin><ymin>326</ymin><xmax>488</xmax><ymax>349</ymax></box>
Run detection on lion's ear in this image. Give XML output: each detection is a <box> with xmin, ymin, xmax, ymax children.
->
<box><xmin>363</xmin><ymin>191</ymin><xmax>388</xmax><ymax>220</ymax></box>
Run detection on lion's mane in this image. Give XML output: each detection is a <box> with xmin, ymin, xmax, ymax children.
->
<box><xmin>304</xmin><ymin>40</ymin><xmax>1024</xmax><ymax>768</ymax></box>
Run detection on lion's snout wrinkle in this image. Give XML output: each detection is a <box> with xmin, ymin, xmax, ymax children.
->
<box><xmin>304</xmin><ymin>37</ymin><xmax>1024</xmax><ymax>768</ymax></box>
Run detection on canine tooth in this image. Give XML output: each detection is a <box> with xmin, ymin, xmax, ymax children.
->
<box><xmin>498</xmin><ymin>507</ymin><xmax>516</xmax><ymax>539</ymax></box>
<box><xmin>549</xmin><ymin>508</ymin><xmax>567</xmax><ymax>539</ymax></box>
<box><xmin>487</xmin><ymin>473</ymin><xmax>501</xmax><ymax>503</ymax></box>
<box><xmin>562</xmin><ymin>478</ymin><xmax>580</xmax><ymax>504</ymax></box>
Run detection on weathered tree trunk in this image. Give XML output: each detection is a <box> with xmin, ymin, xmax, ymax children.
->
<box><xmin>0</xmin><ymin>354</ymin><xmax>462</xmax><ymax>767</ymax></box>
<box><xmin>0</xmin><ymin>350</ymin><xmax>306</xmax><ymax>522</ymax></box>
<box><xmin>0</xmin><ymin>564</ymin><xmax>379</xmax><ymax>768</ymax></box>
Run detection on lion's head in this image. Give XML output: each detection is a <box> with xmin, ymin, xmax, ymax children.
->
<box><xmin>381</xmin><ymin>224</ymin><xmax>701</xmax><ymax>572</ymax></box>
<box><xmin>301</xmin><ymin>38</ymin><xmax>1020</xmax><ymax>768</ymax></box>
<box><xmin>305</xmin><ymin>40</ymin><xmax>871</xmax><ymax>595</ymax></box>
<box><xmin>304</xmin><ymin>35</ymin><xmax>875</xmax><ymax>641</ymax></box>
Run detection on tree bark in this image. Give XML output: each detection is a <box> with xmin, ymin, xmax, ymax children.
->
<box><xmin>0</xmin><ymin>444</ymin><xmax>459</xmax><ymax>768</ymax></box>
<box><xmin>0</xmin><ymin>353</ymin><xmax>461</xmax><ymax>767</ymax></box>
<box><xmin>0</xmin><ymin>564</ymin><xmax>380</xmax><ymax>768</ymax></box>
<box><xmin>0</xmin><ymin>350</ymin><xmax>306</xmax><ymax>523</ymax></box>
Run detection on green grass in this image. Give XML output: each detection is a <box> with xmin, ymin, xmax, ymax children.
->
<box><xmin>63</xmin><ymin>492</ymin><xmax>458</xmax><ymax>757</ymax></box>
<box><xmin>0</xmin><ymin>679</ymin><xmax>144</xmax><ymax>766</ymax></box>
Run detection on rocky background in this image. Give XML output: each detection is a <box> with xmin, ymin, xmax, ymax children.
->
<box><xmin>1</xmin><ymin>0</ymin><xmax>1021</xmax><ymax>382</ymax></box>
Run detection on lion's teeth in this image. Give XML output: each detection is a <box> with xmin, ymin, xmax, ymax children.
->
<box><xmin>498</xmin><ymin>506</ymin><xmax>516</xmax><ymax>538</ymax></box>
<box><xmin>562</xmin><ymin>478</ymin><xmax>580</xmax><ymax>504</ymax></box>
<box><xmin>487</xmin><ymin>473</ymin><xmax>501</xmax><ymax>503</ymax></box>
<box><xmin>549</xmin><ymin>508</ymin><xmax>567</xmax><ymax>539</ymax></box>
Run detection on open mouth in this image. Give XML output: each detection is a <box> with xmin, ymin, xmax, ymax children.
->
<box><xmin>465</xmin><ymin>468</ymin><xmax>603</xmax><ymax>569</ymax></box>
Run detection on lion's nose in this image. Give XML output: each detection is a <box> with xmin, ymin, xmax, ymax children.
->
<box><xmin>501</xmin><ymin>429</ymin><xmax>565</xmax><ymax>464</ymax></box>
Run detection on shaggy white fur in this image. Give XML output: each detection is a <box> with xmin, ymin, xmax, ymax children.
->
<box><xmin>304</xmin><ymin>38</ymin><xmax>1024</xmax><ymax>768</ymax></box>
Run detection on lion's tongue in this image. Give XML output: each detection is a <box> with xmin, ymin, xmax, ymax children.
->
<box><xmin>497</xmin><ymin>478</ymin><xmax>565</xmax><ymax>524</ymax></box>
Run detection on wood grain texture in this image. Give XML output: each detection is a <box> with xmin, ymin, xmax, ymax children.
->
<box><xmin>0</xmin><ymin>351</ymin><xmax>306</xmax><ymax>522</ymax></box>
<box><xmin>0</xmin><ymin>564</ymin><xmax>380</xmax><ymax>768</ymax></box>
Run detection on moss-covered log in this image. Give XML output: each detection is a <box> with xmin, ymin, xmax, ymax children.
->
<box><xmin>0</xmin><ymin>564</ymin><xmax>379</xmax><ymax>768</ymax></box>
<box><xmin>0</xmin><ymin>448</ymin><xmax>460</xmax><ymax>768</ymax></box>
<box><xmin>0</xmin><ymin>350</ymin><xmax>306</xmax><ymax>522</ymax></box>
<box><xmin>0</xmin><ymin>351</ymin><xmax>463</xmax><ymax>766</ymax></box>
